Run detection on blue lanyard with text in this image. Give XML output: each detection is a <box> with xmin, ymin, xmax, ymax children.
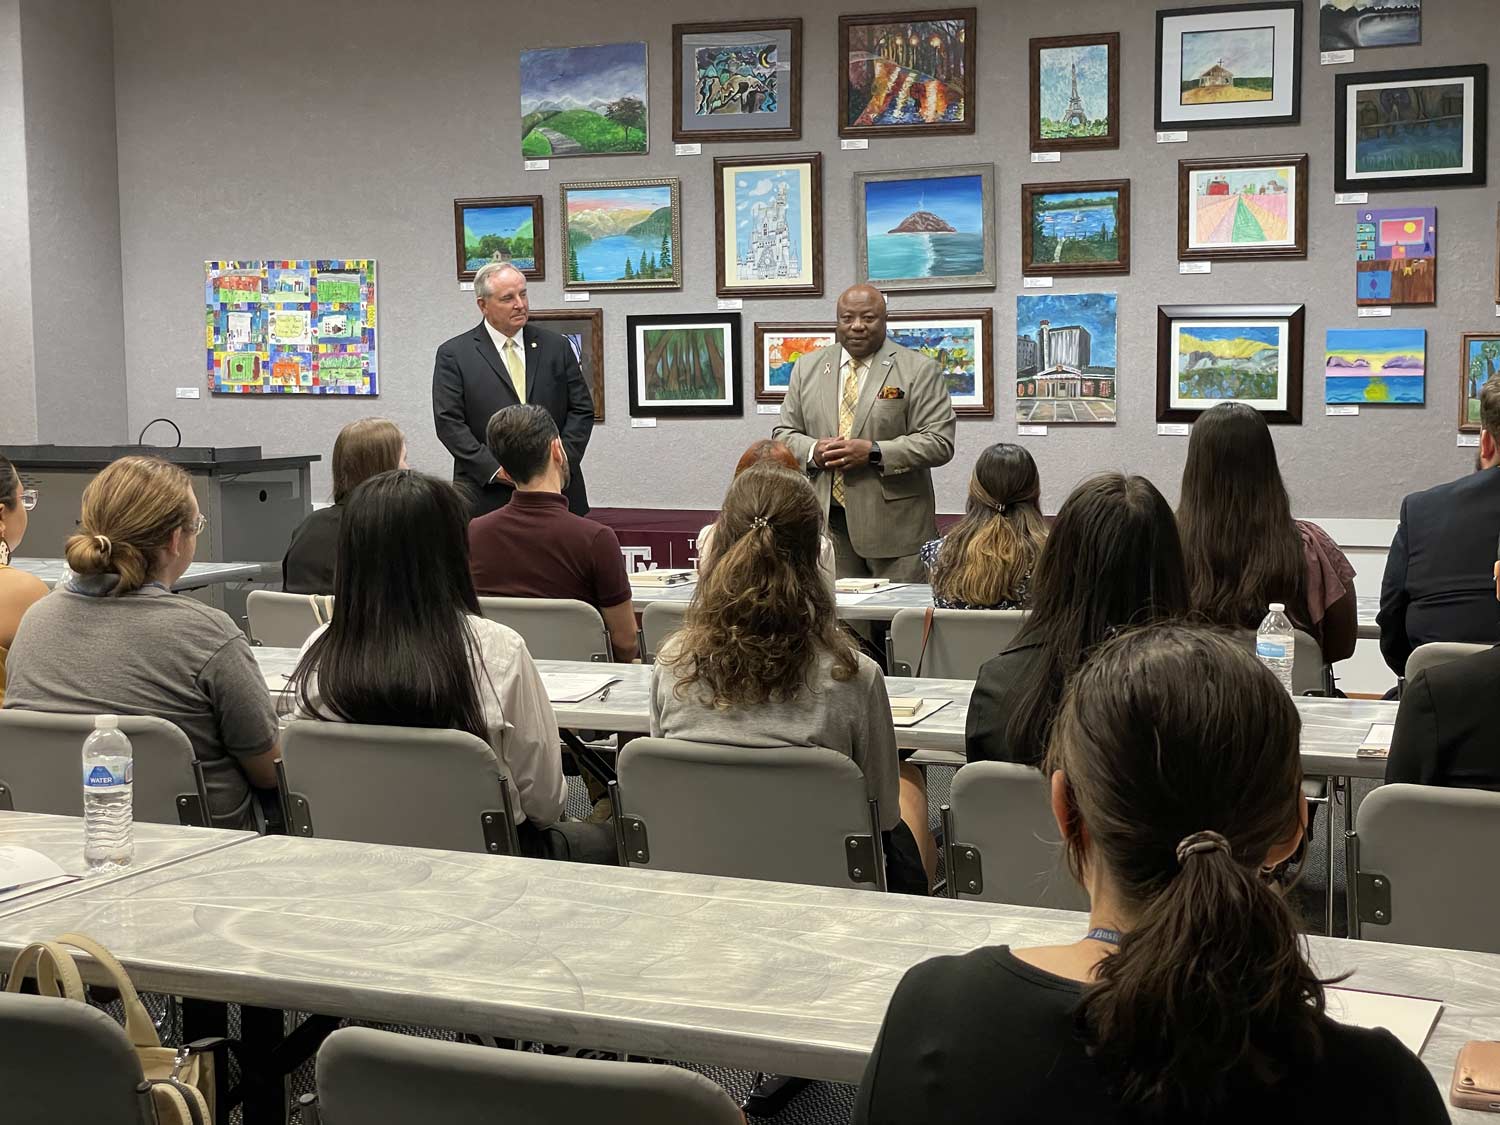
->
<box><xmin>1085</xmin><ymin>927</ymin><xmax>1123</xmax><ymax>946</ymax></box>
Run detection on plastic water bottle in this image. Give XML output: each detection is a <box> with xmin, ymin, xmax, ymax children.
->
<box><xmin>1256</xmin><ymin>603</ymin><xmax>1296</xmax><ymax>695</ymax></box>
<box><xmin>82</xmin><ymin>716</ymin><xmax>134</xmax><ymax>871</ymax></box>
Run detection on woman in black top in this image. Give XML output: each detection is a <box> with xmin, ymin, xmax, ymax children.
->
<box><xmin>283</xmin><ymin>418</ymin><xmax>406</xmax><ymax>594</ymax></box>
<box><xmin>857</xmin><ymin>625</ymin><xmax>1448</xmax><ymax>1125</ymax></box>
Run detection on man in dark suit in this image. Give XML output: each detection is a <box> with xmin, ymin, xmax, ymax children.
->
<box><xmin>1378</xmin><ymin>375</ymin><xmax>1500</xmax><ymax>676</ymax></box>
<box><xmin>1387</xmin><ymin>638</ymin><xmax>1500</xmax><ymax>791</ymax></box>
<box><xmin>432</xmin><ymin>261</ymin><xmax>594</xmax><ymax>515</ymax></box>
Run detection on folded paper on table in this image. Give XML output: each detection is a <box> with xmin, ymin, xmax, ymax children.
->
<box><xmin>0</xmin><ymin>845</ymin><xmax>79</xmax><ymax>903</ymax></box>
<box><xmin>1325</xmin><ymin>987</ymin><xmax>1442</xmax><ymax>1057</ymax></box>
<box><xmin>890</xmin><ymin>698</ymin><xmax>952</xmax><ymax>728</ymax></box>
<box><xmin>630</xmin><ymin>569</ymin><xmax>697</xmax><ymax>588</ymax></box>
<box><xmin>1357</xmin><ymin>722</ymin><xmax>1395</xmax><ymax>758</ymax></box>
<box><xmin>542</xmin><ymin>673</ymin><xmax>622</xmax><ymax>704</ymax></box>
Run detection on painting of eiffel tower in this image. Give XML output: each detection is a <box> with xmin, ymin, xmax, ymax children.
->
<box><xmin>1064</xmin><ymin>63</ymin><xmax>1089</xmax><ymax>127</ymax></box>
<box><xmin>1030</xmin><ymin>32</ymin><xmax>1119</xmax><ymax>152</ymax></box>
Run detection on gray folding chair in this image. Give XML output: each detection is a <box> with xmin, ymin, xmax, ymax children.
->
<box><xmin>247</xmin><ymin>589</ymin><xmax>332</xmax><ymax>648</ymax></box>
<box><xmin>277</xmin><ymin>719</ymin><xmax>520</xmax><ymax>855</ymax></box>
<box><xmin>0</xmin><ymin>711</ymin><xmax>211</xmax><ymax>826</ymax></box>
<box><xmin>1232</xmin><ymin>627</ymin><xmax>1328</xmax><ymax>695</ymax></box>
<box><xmin>0</xmin><ymin>992</ymin><xmax>158</xmax><ymax>1124</ymax></box>
<box><xmin>477</xmin><ymin>597</ymin><xmax>610</xmax><ymax>662</ymax></box>
<box><xmin>612</xmin><ymin>737</ymin><xmax>887</xmax><ymax>891</ymax></box>
<box><xmin>1405</xmin><ymin>641</ymin><xmax>1492</xmax><ymax>682</ymax></box>
<box><xmin>940</xmin><ymin>761</ymin><xmax>1090</xmax><ymax>910</ymax></box>
<box><xmin>1347</xmin><ymin>782</ymin><xmax>1500</xmax><ymax>954</ymax></box>
<box><xmin>305</xmin><ymin>1025</ymin><xmax>743</xmax><ymax>1125</ymax></box>
<box><xmin>640</xmin><ymin>601</ymin><xmax>689</xmax><ymax>662</ymax></box>
<box><xmin>888</xmin><ymin>608</ymin><xmax>1029</xmax><ymax>679</ymax></box>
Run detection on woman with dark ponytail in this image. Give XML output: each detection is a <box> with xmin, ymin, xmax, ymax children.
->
<box><xmin>855</xmin><ymin>624</ymin><xmax>1448</xmax><ymax>1123</ymax></box>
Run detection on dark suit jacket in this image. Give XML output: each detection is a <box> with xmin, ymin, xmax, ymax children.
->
<box><xmin>1386</xmin><ymin>644</ymin><xmax>1500</xmax><ymax>791</ymax></box>
<box><xmin>1378</xmin><ymin>468</ymin><xmax>1500</xmax><ymax>675</ymax></box>
<box><xmin>432</xmin><ymin>321</ymin><xmax>594</xmax><ymax>515</ymax></box>
<box><xmin>282</xmin><ymin>504</ymin><xmax>342</xmax><ymax>595</ymax></box>
<box><xmin>964</xmin><ymin>642</ymin><xmax>1045</xmax><ymax>766</ymax></box>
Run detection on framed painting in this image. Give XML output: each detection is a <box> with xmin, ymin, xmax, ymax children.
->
<box><xmin>1461</xmin><ymin>333</ymin><xmax>1500</xmax><ymax>432</ymax></box>
<box><xmin>838</xmin><ymin>8</ymin><xmax>977</xmax><ymax>139</ymax></box>
<box><xmin>1335</xmin><ymin>66</ymin><xmax>1488</xmax><ymax>192</ymax></box>
<box><xmin>753</xmin><ymin>321</ymin><xmax>834</xmax><ymax>402</ymax></box>
<box><xmin>1320</xmin><ymin>0</ymin><xmax>1420</xmax><ymax>51</ymax></box>
<box><xmin>714</xmin><ymin>153</ymin><xmax>822</xmax><ymax>298</ymax></box>
<box><xmin>627</xmin><ymin>312</ymin><xmax>743</xmax><ymax>418</ymax></box>
<box><xmin>527</xmin><ymin>308</ymin><xmax>605</xmax><ymax>422</ymax></box>
<box><xmin>1154</xmin><ymin>2</ymin><xmax>1302</xmax><ymax>131</ymax></box>
<box><xmin>1178</xmin><ymin>154</ymin><xmax>1307</xmax><ymax>261</ymax></box>
<box><xmin>1355</xmin><ymin>207</ymin><xmax>1436</xmax><ymax>307</ymax></box>
<box><xmin>673</xmin><ymin>19</ymin><xmax>802</xmax><ymax>142</ymax></box>
<box><xmin>453</xmin><ymin>196</ymin><xmax>543</xmax><ymax>283</ymax></box>
<box><xmin>1020</xmin><ymin>179</ymin><xmax>1129</xmax><ymax>276</ymax></box>
<box><xmin>853</xmin><ymin>164</ymin><xmax>996</xmax><ymax>291</ymax></box>
<box><xmin>1016</xmin><ymin>292</ymin><xmax>1118</xmax><ymax>425</ymax></box>
<box><xmin>886</xmin><ymin>308</ymin><xmax>994</xmax><ymax>417</ymax></box>
<box><xmin>1156</xmin><ymin>303</ymin><xmax>1305</xmax><ymax>424</ymax></box>
<box><xmin>560</xmin><ymin>179</ymin><xmax>682</xmax><ymax>292</ymax></box>
<box><xmin>1029</xmin><ymin>32</ymin><xmax>1120</xmax><ymax>153</ymax></box>
<box><xmin>519</xmin><ymin>42</ymin><xmax>648</xmax><ymax>158</ymax></box>
<box><xmin>1325</xmin><ymin>327</ymin><xmax>1426</xmax><ymax>407</ymax></box>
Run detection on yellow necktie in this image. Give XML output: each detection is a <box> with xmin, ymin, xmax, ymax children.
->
<box><xmin>503</xmin><ymin>337</ymin><xmax>526</xmax><ymax>404</ymax></box>
<box><xmin>832</xmin><ymin>358</ymin><xmax>862</xmax><ymax>506</ymax></box>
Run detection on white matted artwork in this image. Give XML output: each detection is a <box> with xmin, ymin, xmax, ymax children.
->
<box><xmin>1155</xmin><ymin>3</ymin><xmax>1302</xmax><ymax>131</ymax></box>
<box><xmin>626</xmin><ymin>312</ymin><xmax>744</xmax><ymax>418</ymax></box>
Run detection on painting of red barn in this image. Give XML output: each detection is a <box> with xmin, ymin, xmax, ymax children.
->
<box><xmin>839</xmin><ymin>9</ymin><xmax>976</xmax><ymax>139</ymax></box>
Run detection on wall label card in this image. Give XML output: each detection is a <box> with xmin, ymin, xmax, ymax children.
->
<box><xmin>1326</xmin><ymin>404</ymin><xmax>1359</xmax><ymax>416</ymax></box>
<box><xmin>840</xmin><ymin>138</ymin><xmax>869</xmax><ymax>150</ymax></box>
<box><xmin>459</xmin><ymin>281</ymin><xmax>474</xmax><ymax>291</ymax></box>
<box><xmin>523</xmin><ymin>159</ymin><xmax>550</xmax><ymax>171</ymax></box>
<box><xmin>1018</xmin><ymin>424</ymin><xmax>1048</xmax><ymax>436</ymax></box>
<box><xmin>630</xmin><ymin>417</ymin><xmax>658</xmax><ymax>429</ymax></box>
<box><xmin>1157</xmin><ymin>423</ymin><xmax>1190</xmax><ymax>436</ymax></box>
<box><xmin>1320</xmin><ymin>50</ymin><xmax>1355</xmax><ymax>65</ymax></box>
<box><xmin>674</xmin><ymin>143</ymin><xmax>702</xmax><ymax>157</ymax></box>
<box><xmin>1155</xmin><ymin>131</ymin><xmax>1188</xmax><ymax>143</ymax></box>
<box><xmin>563</xmin><ymin>291</ymin><xmax>591</xmax><ymax>302</ymax></box>
<box><xmin>1335</xmin><ymin>192</ymin><xmax>1369</xmax><ymax>205</ymax></box>
<box><xmin>1459</xmin><ymin>433</ymin><xmax>1481</xmax><ymax>447</ymax></box>
<box><xmin>175</xmin><ymin>387</ymin><xmax>200</xmax><ymax>400</ymax></box>
<box><xmin>1030</xmin><ymin>152</ymin><xmax>1061</xmax><ymax>163</ymax></box>
<box><xmin>1178</xmin><ymin>261</ymin><xmax>1211</xmax><ymax>275</ymax></box>
<box><xmin>716</xmin><ymin>298</ymin><xmax>743</xmax><ymax>311</ymax></box>
<box><xmin>756</xmin><ymin>403</ymin><xmax>782</xmax><ymax>415</ymax></box>
<box><xmin>1022</xmin><ymin>276</ymin><xmax>1054</xmax><ymax>289</ymax></box>
<box><xmin>1357</xmin><ymin>306</ymin><xmax>1393</xmax><ymax>318</ymax></box>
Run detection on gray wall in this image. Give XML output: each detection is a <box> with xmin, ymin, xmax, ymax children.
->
<box><xmin>0</xmin><ymin>0</ymin><xmax>38</xmax><ymax>444</ymax></box>
<box><xmin>106</xmin><ymin>0</ymin><xmax>1495</xmax><ymax>514</ymax></box>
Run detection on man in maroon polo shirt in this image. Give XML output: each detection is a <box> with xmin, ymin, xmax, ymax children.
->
<box><xmin>470</xmin><ymin>405</ymin><xmax>639</xmax><ymax>662</ymax></box>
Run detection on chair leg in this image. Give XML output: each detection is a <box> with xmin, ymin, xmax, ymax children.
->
<box><xmin>742</xmin><ymin>1074</ymin><xmax>809</xmax><ymax>1118</ymax></box>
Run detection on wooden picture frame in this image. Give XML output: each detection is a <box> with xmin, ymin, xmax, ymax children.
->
<box><xmin>526</xmin><ymin>308</ymin><xmax>605</xmax><ymax>422</ymax></box>
<box><xmin>753</xmin><ymin>321</ymin><xmax>835</xmax><ymax>402</ymax></box>
<box><xmin>1020</xmin><ymin>179</ymin><xmax>1130</xmax><ymax>277</ymax></box>
<box><xmin>886</xmin><ymin>307</ymin><xmax>995</xmax><ymax>418</ymax></box>
<box><xmin>1460</xmin><ymin>332</ymin><xmax>1500</xmax><ymax>433</ymax></box>
<box><xmin>1029</xmin><ymin>32</ymin><xmax>1120</xmax><ymax>153</ymax></box>
<box><xmin>853</xmin><ymin>163</ymin><xmax>996</xmax><ymax>291</ymax></box>
<box><xmin>453</xmin><ymin>196</ymin><xmax>544</xmax><ymax>283</ymax></box>
<box><xmin>1154</xmin><ymin>2</ymin><xmax>1303</xmax><ymax>132</ymax></box>
<box><xmin>713</xmin><ymin>152</ymin><xmax>823</xmax><ymax>299</ymax></box>
<box><xmin>1334</xmin><ymin>65</ymin><xmax>1488</xmax><ymax>193</ymax></box>
<box><xmin>838</xmin><ymin>8</ymin><xmax>977</xmax><ymax>139</ymax></box>
<box><xmin>560</xmin><ymin>178</ymin><xmax>682</xmax><ymax>292</ymax></box>
<box><xmin>627</xmin><ymin>312</ymin><xmax>743</xmax><ymax>418</ymax></box>
<box><xmin>672</xmin><ymin>19</ymin><xmax>803</xmax><ymax>142</ymax></box>
<box><xmin>1156</xmin><ymin>303</ymin><xmax>1305</xmax><ymax>424</ymax></box>
<box><xmin>1177</xmin><ymin>154</ymin><xmax>1308</xmax><ymax>261</ymax></box>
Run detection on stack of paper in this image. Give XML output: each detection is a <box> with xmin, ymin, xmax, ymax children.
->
<box><xmin>631</xmin><ymin>569</ymin><xmax>696</xmax><ymax>587</ymax></box>
<box><xmin>1358</xmin><ymin>722</ymin><xmax>1396</xmax><ymax>758</ymax></box>
<box><xmin>541</xmin><ymin>673</ymin><xmax>621</xmax><ymax>704</ymax></box>
<box><xmin>0</xmin><ymin>846</ymin><xmax>79</xmax><ymax>904</ymax></box>
<box><xmin>836</xmin><ymin>577</ymin><xmax>890</xmax><ymax>593</ymax></box>
<box><xmin>889</xmin><ymin>696</ymin><xmax>923</xmax><ymax>718</ymax></box>
<box><xmin>1326</xmin><ymin>987</ymin><xmax>1442</xmax><ymax>1056</ymax></box>
<box><xmin>890</xmin><ymin>698</ymin><xmax>952</xmax><ymax>728</ymax></box>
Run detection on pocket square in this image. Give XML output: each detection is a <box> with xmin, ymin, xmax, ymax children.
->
<box><xmin>877</xmin><ymin>386</ymin><xmax>905</xmax><ymax>400</ymax></box>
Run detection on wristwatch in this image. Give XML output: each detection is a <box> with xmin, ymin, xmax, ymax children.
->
<box><xmin>868</xmin><ymin>442</ymin><xmax>883</xmax><ymax>468</ymax></box>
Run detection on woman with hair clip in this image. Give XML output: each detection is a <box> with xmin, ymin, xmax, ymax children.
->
<box><xmin>652</xmin><ymin>462</ymin><xmax>932</xmax><ymax>893</ymax></box>
<box><xmin>0</xmin><ymin>456</ymin><xmax>49</xmax><ymax>703</ymax></box>
<box><xmin>855</xmin><ymin>625</ymin><xmax>1448</xmax><ymax>1124</ymax></box>
<box><xmin>288</xmin><ymin>469</ymin><xmax>573</xmax><ymax>848</ymax></box>
<box><xmin>1179</xmin><ymin>401</ymin><xmax>1357</xmax><ymax>662</ymax></box>
<box><xmin>920</xmin><ymin>442</ymin><xmax>1047</xmax><ymax>610</ymax></box>
<box><xmin>966</xmin><ymin>472</ymin><xmax>1189</xmax><ymax>766</ymax></box>
<box><xmin>5</xmin><ymin>456</ymin><xmax>280</xmax><ymax>829</ymax></box>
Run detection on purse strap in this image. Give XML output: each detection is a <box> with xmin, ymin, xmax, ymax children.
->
<box><xmin>4</xmin><ymin>940</ymin><xmax>86</xmax><ymax>1001</ymax></box>
<box><xmin>913</xmin><ymin>605</ymin><xmax>936</xmax><ymax>678</ymax></box>
<box><xmin>55</xmin><ymin>932</ymin><xmax>162</xmax><ymax>1049</ymax></box>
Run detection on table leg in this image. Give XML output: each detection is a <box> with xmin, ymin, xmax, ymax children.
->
<box><xmin>181</xmin><ymin>998</ymin><xmax>229</xmax><ymax>1110</ymax></box>
<box><xmin>1343</xmin><ymin>775</ymin><xmax>1358</xmax><ymax>940</ymax></box>
<box><xmin>1324</xmin><ymin>775</ymin><xmax>1336</xmax><ymax>937</ymax></box>
<box><xmin>239</xmin><ymin>1005</ymin><xmax>289</xmax><ymax>1125</ymax></box>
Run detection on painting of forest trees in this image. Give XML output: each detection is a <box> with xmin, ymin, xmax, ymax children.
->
<box><xmin>627</xmin><ymin>313</ymin><xmax>743</xmax><ymax>417</ymax></box>
<box><xmin>1461</xmin><ymin>333</ymin><xmax>1500</xmax><ymax>431</ymax></box>
<box><xmin>839</xmin><ymin>9</ymin><xmax>976</xmax><ymax>137</ymax></box>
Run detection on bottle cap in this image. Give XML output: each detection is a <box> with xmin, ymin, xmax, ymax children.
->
<box><xmin>94</xmin><ymin>715</ymin><xmax>119</xmax><ymax>730</ymax></box>
<box><xmin>1269</xmin><ymin>602</ymin><xmax>1285</xmax><ymax>613</ymax></box>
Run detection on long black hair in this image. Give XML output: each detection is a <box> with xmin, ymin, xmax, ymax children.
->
<box><xmin>1005</xmin><ymin>473</ymin><xmax>1189</xmax><ymax>766</ymax></box>
<box><xmin>288</xmin><ymin>469</ymin><xmax>487</xmax><ymax>738</ymax></box>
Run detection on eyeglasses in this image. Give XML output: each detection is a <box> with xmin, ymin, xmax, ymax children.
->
<box><xmin>186</xmin><ymin>514</ymin><xmax>208</xmax><ymax>535</ymax></box>
<box><xmin>19</xmin><ymin>490</ymin><xmax>36</xmax><ymax>512</ymax></box>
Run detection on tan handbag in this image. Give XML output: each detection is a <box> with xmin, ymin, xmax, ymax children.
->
<box><xmin>4</xmin><ymin>932</ymin><xmax>217</xmax><ymax>1124</ymax></box>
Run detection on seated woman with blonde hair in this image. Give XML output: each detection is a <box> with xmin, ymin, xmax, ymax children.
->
<box><xmin>0</xmin><ymin>455</ymin><xmax>49</xmax><ymax>704</ymax></box>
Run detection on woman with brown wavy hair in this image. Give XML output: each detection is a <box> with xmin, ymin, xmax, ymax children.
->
<box><xmin>651</xmin><ymin>462</ymin><xmax>930</xmax><ymax>894</ymax></box>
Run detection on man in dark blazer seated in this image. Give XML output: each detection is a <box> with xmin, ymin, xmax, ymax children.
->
<box><xmin>1378</xmin><ymin>374</ymin><xmax>1500</xmax><ymax>676</ymax></box>
<box><xmin>432</xmin><ymin>261</ymin><xmax>594</xmax><ymax>515</ymax></box>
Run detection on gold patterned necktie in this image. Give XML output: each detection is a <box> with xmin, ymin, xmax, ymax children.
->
<box><xmin>503</xmin><ymin>336</ymin><xmax>527</xmax><ymax>404</ymax></box>
<box><xmin>832</xmin><ymin>357</ymin><xmax>862</xmax><ymax>506</ymax></box>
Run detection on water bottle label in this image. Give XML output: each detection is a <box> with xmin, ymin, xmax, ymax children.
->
<box><xmin>1256</xmin><ymin>640</ymin><xmax>1291</xmax><ymax>661</ymax></box>
<box><xmin>83</xmin><ymin>762</ymin><xmax>132</xmax><ymax>789</ymax></box>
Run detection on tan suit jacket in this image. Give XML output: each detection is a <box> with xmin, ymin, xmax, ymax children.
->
<box><xmin>773</xmin><ymin>339</ymin><xmax>956</xmax><ymax>559</ymax></box>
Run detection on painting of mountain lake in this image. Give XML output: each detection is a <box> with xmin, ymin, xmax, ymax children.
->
<box><xmin>520</xmin><ymin>42</ymin><xmax>648</xmax><ymax>158</ymax></box>
<box><xmin>1022</xmin><ymin>180</ymin><xmax>1129</xmax><ymax>275</ymax></box>
<box><xmin>1325</xmin><ymin>327</ymin><xmax>1425</xmax><ymax>405</ymax></box>
<box><xmin>1336</xmin><ymin>67</ymin><xmax>1487</xmax><ymax>191</ymax></box>
<box><xmin>855</xmin><ymin>165</ymin><xmax>995</xmax><ymax>290</ymax></box>
<box><xmin>561</xmin><ymin>180</ymin><xmax>681</xmax><ymax>291</ymax></box>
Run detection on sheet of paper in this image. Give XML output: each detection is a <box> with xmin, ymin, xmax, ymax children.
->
<box><xmin>0</xmin><ymin>846</ymin><xmax>79</xmax><ymax>903</ymax></box>
<box><xmin>1325</xmin><ymin>988</ymin><xmax>1442</xmax><ymax>1056</ymax></box>
<box><xmin>1358</xmin><ymin>722</ymin><xmax>1395</xmax><ymax>757</ymax></box>
<box><xmin>890</xmin><ymin>698</ymin><xmax>953</xmax><ymax>728</ymax></box>
<box><xmin>541</xmin><ymin>673</ymin><xmax>621</xmax><ymax>704</ymax></box>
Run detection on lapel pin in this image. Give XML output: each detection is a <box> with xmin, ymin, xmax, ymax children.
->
<box><xmin>530</xmin><ymin>341</ymin><xmax>537</xmax><ymax>348</ymax></box>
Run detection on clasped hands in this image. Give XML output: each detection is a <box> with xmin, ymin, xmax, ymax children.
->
<box><xmin>813</xmin><ymin>437</ymin><xmax>874</xmax><ymax>471</ymax></box>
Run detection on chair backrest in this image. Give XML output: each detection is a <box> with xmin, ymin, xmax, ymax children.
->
<box><xmin>476</xmin><ymin>597</ymin><xmax>609</xmax><ymax>662</ymax></box>
<box><xmin>614</xmin><ymin>737</ymin><xmax>886</xmax><ymax>891</ymax></box>
<box><xmin>1350</xmin><ymin>782</ymin><xmax>1500</xmax><ymax>954</ymax></box>
<box><xmin>0</xmin><ymin>710</ymin><xmax>210</xmax><ymax>826</ymax></box>
<box><xmin>1405</xmin><ymin>641</ymin><xmax>1492</xmax><ymax>683</ymax></box>
<box><xmin>311</xmin><ymin>1025</ymin><xmax>744</xmax><ymax>1125</ymax></box>
<box><xmin>640</xmin><ymin>601</ymin><xmax>689</xmax><ymax>661</ymax></box>
<box><xmin>1232</xmin><ymin>628</ymin><xmax>1327</xmax><ymax>695</ymax></box>
<box><xmin>278</xmin><ymin>719</ymin><xmax>520</xmax><ymax>855</ymax></box>
<box><xmin>247</xmin><ymin>590</ymin><xmax>332</xmax><ymax>648</ymax></box>
<box><xmin>889</xmin><ymin>607</ymin><xmax>1029</xmax><ymax>679</ymax></box>
<box><xmin>943</xmin><ymin>761</ymin><xmax>1090</xmax><ymax>910</ymax></box>
<box><xmin>0</xmin><ymin>992</ymin><xmax>156</xmax><ymax>1125</ymax></box>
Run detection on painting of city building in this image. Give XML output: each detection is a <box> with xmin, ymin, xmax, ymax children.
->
<box><xmin>1355</xmin><ymin>207</ymin><xmax>1436</xmax><ymax>306</ymax></box>
<box><xmin>714</xmin><ymin>154</ymin><xmax>822</xmax><ymax>298</ymax></box>
<box><xmin>1016</xmin><ymin>292</ymin><xmax>1117</xmax><ymax>425</ymax></box>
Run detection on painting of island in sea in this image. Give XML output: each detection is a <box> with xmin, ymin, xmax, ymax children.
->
<box><xmin>854</xmin><ymin>164</ymin><xmax>995</xmax><ymax>291</ymax></box>
<box><xmin>1325</xmin><ymin>327</ymin><xmax>1426</xmax><ymax>405</ymax></box>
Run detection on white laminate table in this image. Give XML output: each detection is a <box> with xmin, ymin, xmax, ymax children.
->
<box><xmin>1357</xmin><ymin>594</ymin><xmax>1379</xmax><ymax>641</ymax></box>
<box><xmin>13</xmin><ymin>558</ymin><xmax>266</xmax><ymax>592</ymax></box>
<box><xmin>0</xmin><ymin>832</ymin><xmax>1492</xmax><ymax>1121</ymax></box>
<box><xmin>0</xmin><ymin>810</ymin><xmax>256</xmax><ymax>918</ymax></box>
<box><xmin>630</xmin><ymin>579</ymin><xmax>940</xmax><ymax>622</ymax></box>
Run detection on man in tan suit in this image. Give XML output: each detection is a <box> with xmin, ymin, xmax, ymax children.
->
<box><xmin>774</xmin><ymin>284</ymin><xmax>956</xmax><ymax>580</ymax></box>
